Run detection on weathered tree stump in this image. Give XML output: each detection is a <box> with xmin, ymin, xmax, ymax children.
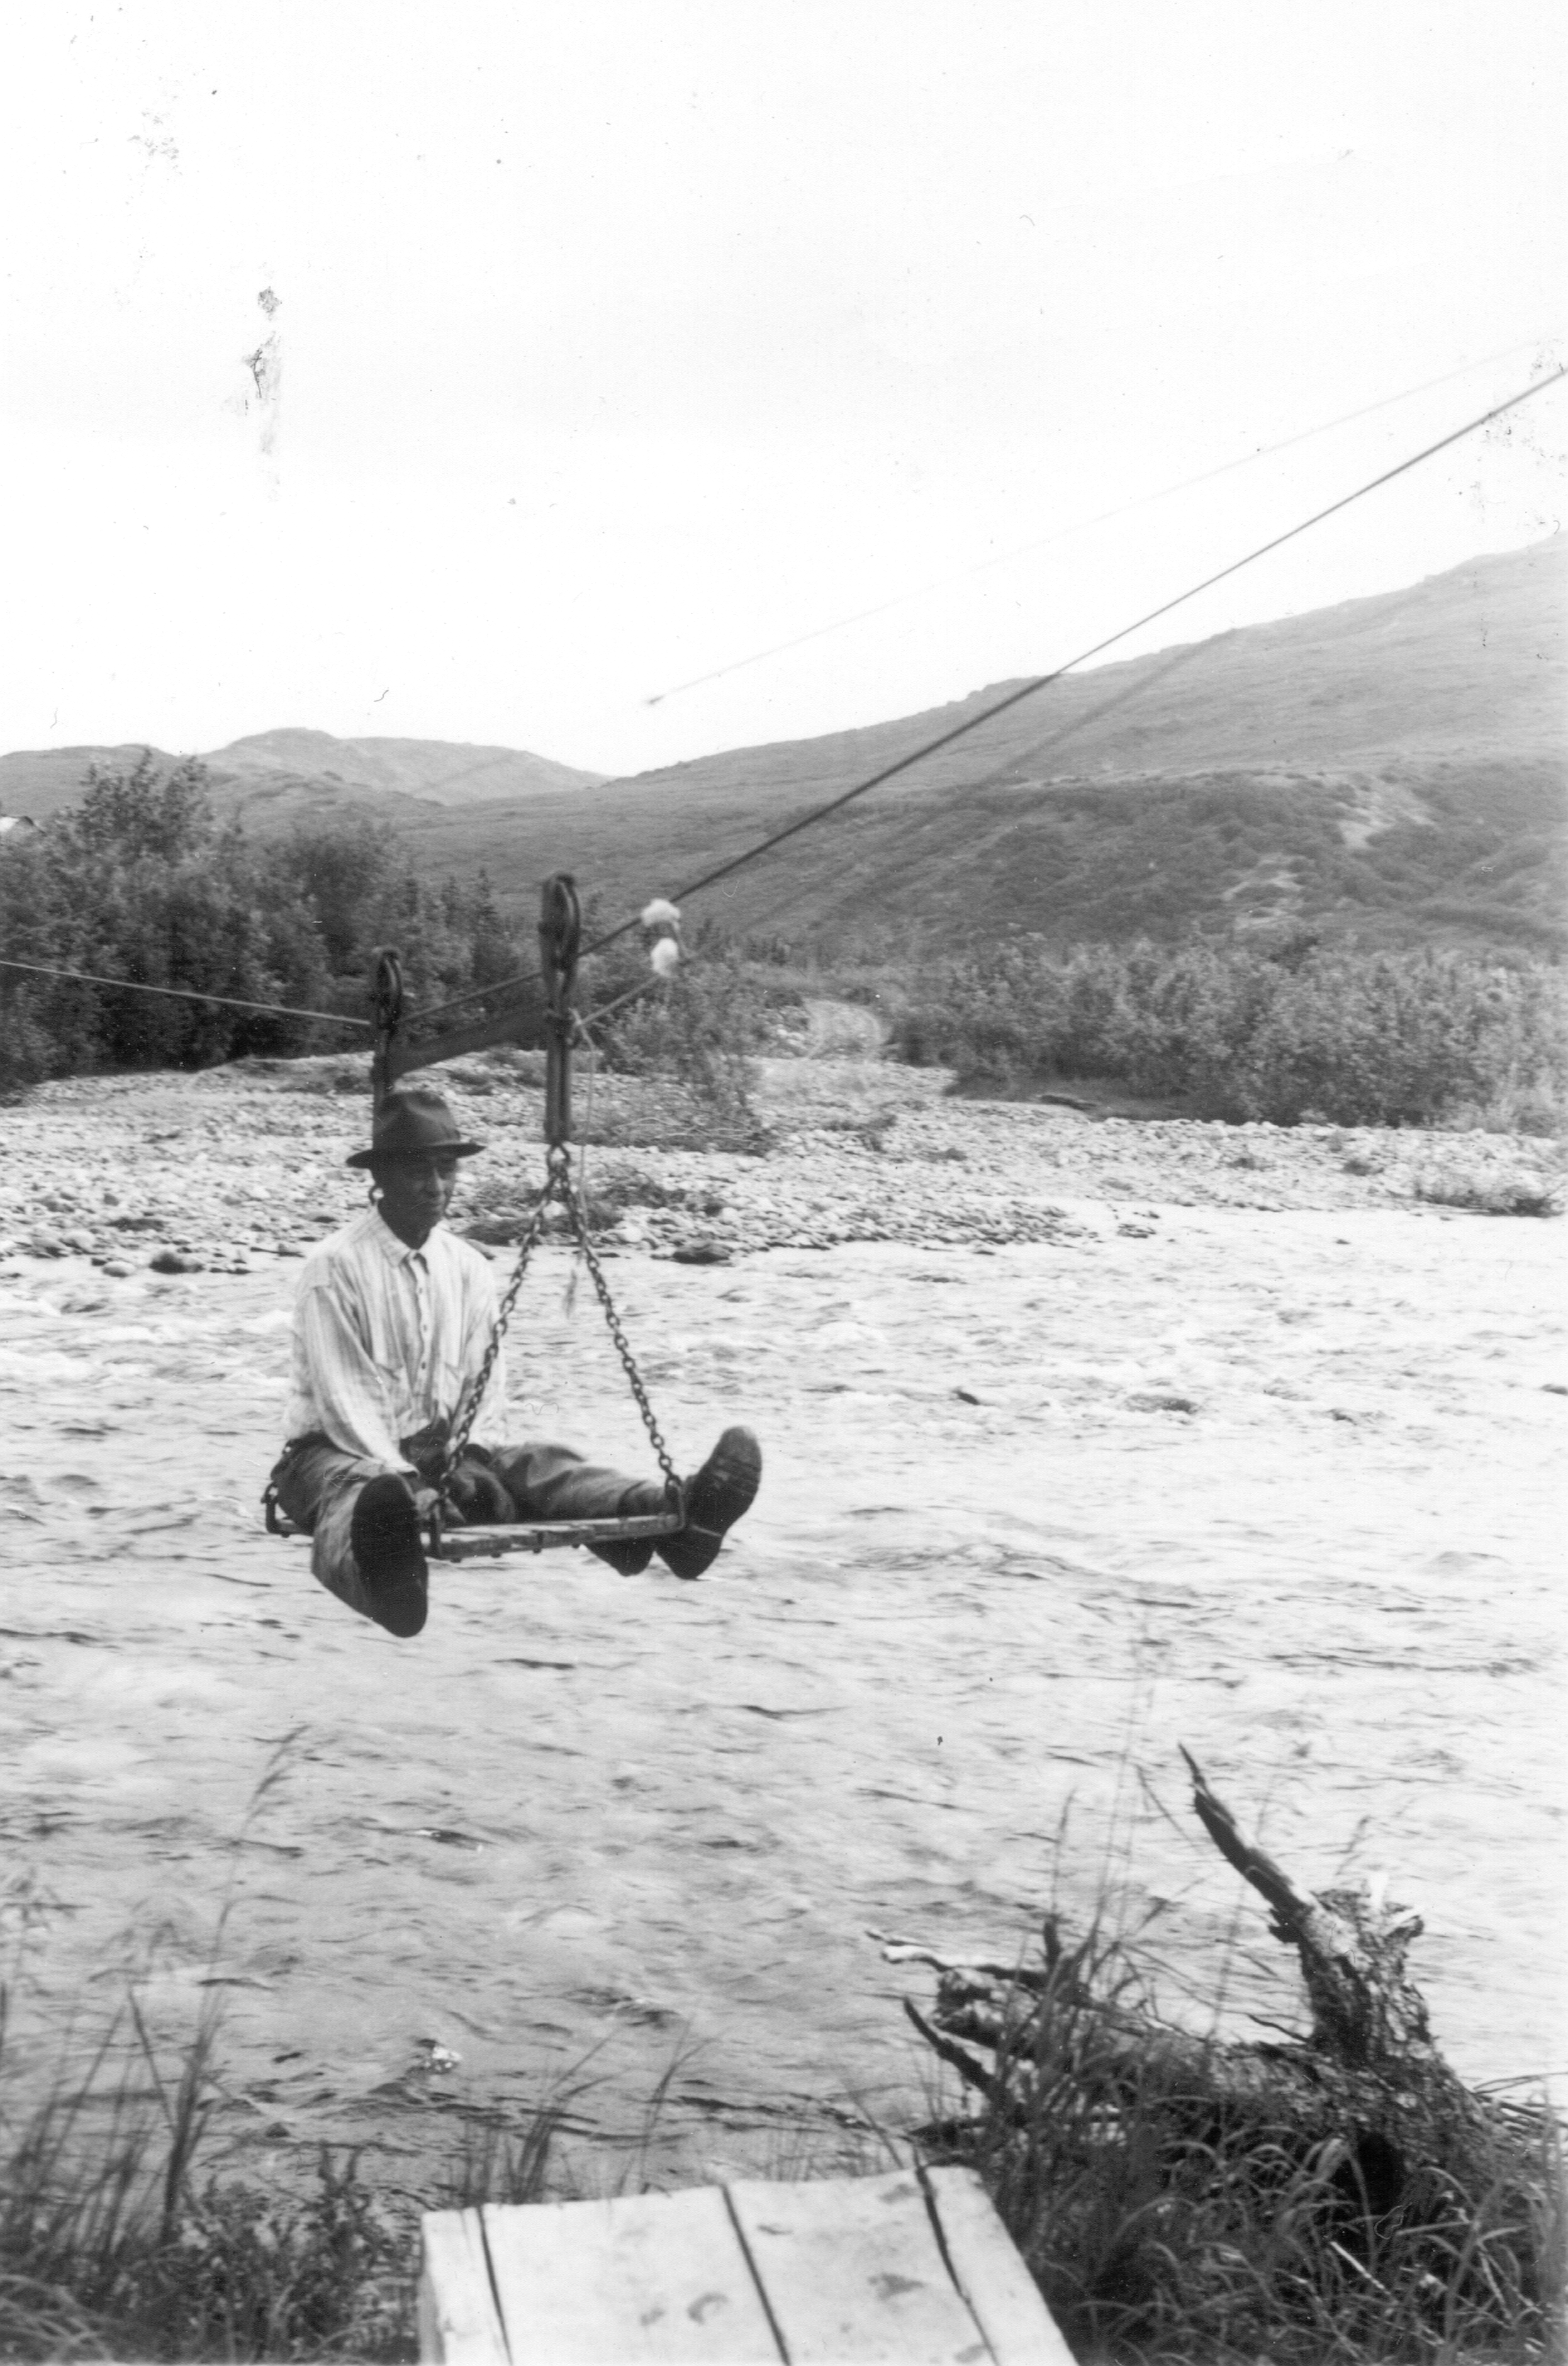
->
<box><xmin>880</xmin><ymin>1752</ymin><xmax>1559</xmax><ymax>2357</ymax></box>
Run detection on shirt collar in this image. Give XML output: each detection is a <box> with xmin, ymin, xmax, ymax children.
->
<box><xmin>366</xmin><ymin>1208</ymin><xmax>444</xmax><ymax>1267</ymax></box>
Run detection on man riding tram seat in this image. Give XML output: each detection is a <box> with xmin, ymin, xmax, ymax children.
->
<box><xmin>268</xmin><ymin>1083</ymin><xmax>761</xmax><ymax>1639</ymax></box>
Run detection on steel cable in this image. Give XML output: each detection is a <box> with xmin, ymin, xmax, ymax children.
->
<box><xmin>583</xmin><ymin>364</ymin><xmax>1566</xmax><ymax>956</ymax></box>
<box><xmin>0</xmin><ymin>952</ymin><xmax>372</xmax><ymax>1029</ymax></box>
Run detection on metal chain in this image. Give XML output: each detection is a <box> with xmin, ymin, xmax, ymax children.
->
<box><xmin>440</xmin><ymin>1172</ymin><xmax>555</xmax><ymax>1481</ymax></box>
<box><xmin>440</xmin><ymin>1145</ymin><xmax>681</xmax><ymax>1506</ymax></box>
<box><xmin>559</xmin><ymin>1176</ymin><xmax>683</xmax><ymax>1501</ymax></box>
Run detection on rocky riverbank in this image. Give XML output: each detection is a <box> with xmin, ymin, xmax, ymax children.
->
<box><xmin>1</xmin><ymin>1046</ymin><xmax>1560</xmax><ymax>1274</ymax></box>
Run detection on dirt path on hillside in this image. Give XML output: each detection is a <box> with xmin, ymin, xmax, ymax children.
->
<box><xmin>0</xmin><ymin>1062</ymin><xmax>1562</xmax><ymax>2201</ymax></box>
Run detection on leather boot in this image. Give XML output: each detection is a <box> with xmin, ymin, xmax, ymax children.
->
<box><xmin>657</xmin><ymin>1428</ymin><xmax>761</xmax><ymax>1581</ymax></box>
<box><xmin>350</xmin><ymin>1476</ymin><xmax>429</xmax><ymax>1638</ymax></box>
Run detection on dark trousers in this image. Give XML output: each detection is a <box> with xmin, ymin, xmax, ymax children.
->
<box><xmin>271</xmin><ymin>1435</ymin><xmax>660</xmax><ymax>1625</ymax></box>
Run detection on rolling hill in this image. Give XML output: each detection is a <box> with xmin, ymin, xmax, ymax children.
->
<box><xmin>3</xmin><ymin>535</ymin><xmax>1562</xmax><ymax>953</ymax></box>
<box><xmin>0</xmin><ymin>729</ymin><xmax>607</xmax><ymax>831</ymax></box>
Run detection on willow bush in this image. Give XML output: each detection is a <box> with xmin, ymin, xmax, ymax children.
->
<box><xmin>890</xmin><ymin>936</ymin><xmax>1567</xmax><ymax>1130</ymax></box>
<box><xmin>0</xmin><ymin>756</ymin><xmax>529</xmax><ymax>1095</ymax></box>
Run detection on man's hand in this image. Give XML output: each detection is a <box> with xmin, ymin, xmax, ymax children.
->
<box><xmin>409</xmin><ymin>1484</ymin><xmax>445</xmax><ymax>1523</ymax></box>
<box><xmin>445</xmin><ymin>1459</ymin><xmax>517</xmax><ymax>1524</ymax></box>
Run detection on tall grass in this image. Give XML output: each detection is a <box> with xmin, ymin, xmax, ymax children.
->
<box><xmin>0</xmin><ymin>1988</ymin><xmax>410</xmax><ymax>2360</ymax></box>
<box><xmin>0</xmin><ymin>1902</ymin><xmax>702</xmax><ymax>2363</ymax></box>
<box><xmin>0</xmin><ymin>1761</ymin><xmax>414</xmax><ymax>2359</ymax></box>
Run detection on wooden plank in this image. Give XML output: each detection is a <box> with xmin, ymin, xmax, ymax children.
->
<box><xmin>418</xmin><ymin>2208</ymin><xmax>510</xmax><ymax>2366</ymax></box>
<box><xmin>921</xmin><ymin>2167</ymin><xmax>1076</xmax><ymax>2366</ymax></box>
<box><xmin>724</xmin><ymin>2172</ymin><xmax>992</xmax><ymax>2364</ymax></box>
<box><xmin>483</xmin><ymin>2187</ymin><xmax>783</xmax><ymax>2365</ymax></box>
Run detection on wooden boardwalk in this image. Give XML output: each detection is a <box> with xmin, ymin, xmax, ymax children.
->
<box><xmin>419</xmin><ymin>2163</ymin><xmax>1073</xmax><ymax>2363</ymax></box>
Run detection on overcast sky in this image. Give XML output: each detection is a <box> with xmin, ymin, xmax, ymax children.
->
<box><xmin>1</xmin><ymin>2</ymin><xmax>1563</xmax><ymax>777</ymax></box>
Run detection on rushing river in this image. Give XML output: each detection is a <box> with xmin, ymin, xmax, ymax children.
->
<box><xmin>1</xmin><ymin>1206</ymin><xmax>1562</xmax><ymax>2195</ymax></box>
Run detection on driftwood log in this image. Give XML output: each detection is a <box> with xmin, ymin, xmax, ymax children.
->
<box><xmin>881</xmin><ymin>1752</ymin><xmax>1552</xmax><ymax>2274</ymax></box>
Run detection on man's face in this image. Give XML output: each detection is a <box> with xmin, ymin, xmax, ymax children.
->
<box><xmin>372</xmin><ymin>1151</ymin><xmax>460</xmax><ymax>1247</ymax></box>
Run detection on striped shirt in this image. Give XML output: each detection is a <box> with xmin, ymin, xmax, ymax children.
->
<box><xmin>283</xmin><ymin>1206</ymin><xmax>510</xmax><ymax>1474</ymax></box>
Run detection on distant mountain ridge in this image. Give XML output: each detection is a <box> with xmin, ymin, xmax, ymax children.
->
<box><xmin>3</xmin><ymin>537</ymin><xmax>1562</xmax><ymax>953</ymax></box>
<box><xmin>0</xmin><ymin>729</ymin><xmax>606</xmax><ymax>828</ymax></box>
<box><xmin>214</xmin><ymin>729</ymin><xmax>608</xmax><ymax>804</ymax></box>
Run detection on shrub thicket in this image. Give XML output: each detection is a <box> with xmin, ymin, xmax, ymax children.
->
<box><xmin>0</xmin><ymin>755</ymin><xmax>527</xmax><ymax>1094</ymax></box>
<box><xmin>595</xmin><ymin>941</ymin><xmax>769</xmax><ymax>1122</ymax></box>
<box><xmin>573</xmin><ymin>921</ymin><xmax>778</xmax><ymax>1148</ymax></box>
<box><xmin>7</xmin><ymin>759</ymin><xmax>1564</xmax><ymax>1136</ymax></box>
<box><xmin>890</xmin><ymin>934</ymin><xmax>1567</xmax><ymax>1129</ymax></box>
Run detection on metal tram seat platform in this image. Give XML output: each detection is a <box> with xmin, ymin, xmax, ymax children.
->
<box><xmin>263</xmin><ymin>1496</ymin><xmax>687</xmax><ymax>1562</ymax></box>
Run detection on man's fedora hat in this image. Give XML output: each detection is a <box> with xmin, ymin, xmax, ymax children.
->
<box><xmin>345</xmin><ymin>1085</ymin><xmax>485</xmax><ymax>1168</ymax></box>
